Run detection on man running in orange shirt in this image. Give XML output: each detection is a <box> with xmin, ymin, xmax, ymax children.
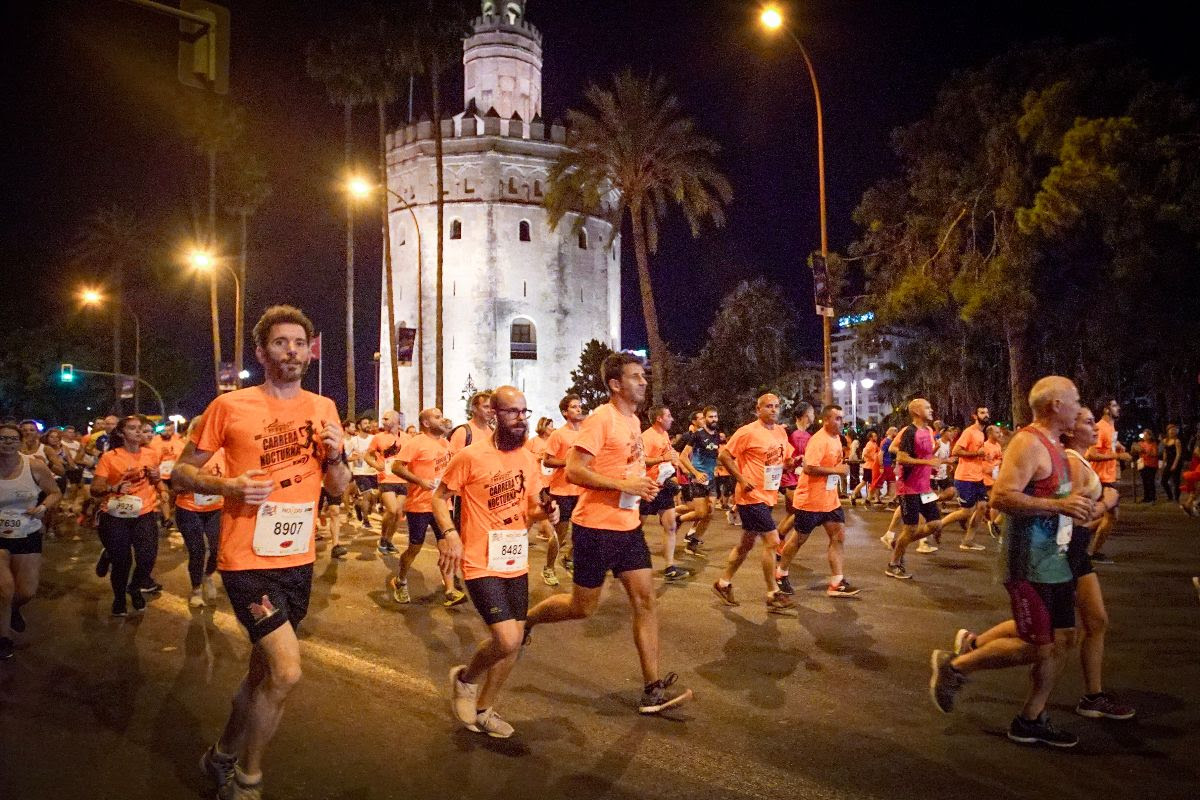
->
<box><xmin>640</xmin><ymin>406</ymin><xmax>689</xmax><ymax>582</ymax></box>
<box><xmin>174</xmin><ymin>305</ymin><xmax>350</xmax><ymax>800</ymax></box>
<box><xmin>450</xmin><ymin>391</ymin><xmax>495</xmax><ymax>452</ymax></box>
<box><xmin>541</xmin><ymin>394</ymin><xmax>585</xmax><ymax>579</ymax></box>
<box><xmin>525</xmin><ymin>353</ymin><xmax>692</xmax><ymax>714</ymax></box>
<box><xmin>1086</xmin><ymin>399</ymin><xmax>1129</xmax><ymax>563</ymax></box>
<box><xmin>441</xmin><ymin>386</ymin><xmax>557</xmax><ymax>738</ymax></box>
<box><xmin>150</xmin><ymin>421</ymin><xmax>187</xmax><ymax>531</ymax></box>
<box><xmin>781</xmin><ymin>405</ymin><xmax>861</xmax><ymax>597</ymax></box>
<box><xmin>366</xmin><ymin>410</ymin><xmax>409</xmax><ymax>557</ymax></box>
<box><xmin>712</xmin><ymin>393</ymin><xmax>796</xmax><ymax>613</ymax></box>
<box><xmin>389</xmin><ymin>407</ymin><xmax>460</xmax><ymax>606</ymax></box>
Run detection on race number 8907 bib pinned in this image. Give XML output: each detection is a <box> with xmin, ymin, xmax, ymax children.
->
<box><xmin>107</xmin><ymin>494</ymin><xmax>143</xmax><ymax>519</ymax></box>
<box><xmin>487</xmin><ymin>529</ymin><xmax>528</xmax><ymax>573</ymax></box>
<box><xmin>763</xmin><ymin>464</ymin><xmax>783</xmax><ymax>491</ymax></box>
<box><xmin>253</xmin><ymin>501</ymin><xmax>314</xmax><ymax>557</ymax></box>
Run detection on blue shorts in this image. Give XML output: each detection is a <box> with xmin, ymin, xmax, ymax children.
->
<box><xmin>737</xmin><ymin>503</ymin><xmax>777</xmax><ymax>534</ymax></box>
<box><xmin>405</xmin><ymin>511</ymin><xmax>444</xmax><ymax>545</ymax></box>
<box><xmin>954</xmin><ymin>480</ymin><xmax>988</xmax><ymax>508</ymax></box>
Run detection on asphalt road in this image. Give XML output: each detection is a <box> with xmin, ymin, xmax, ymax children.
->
<box><xmin>3</xmin><ymin>494</ymin><xmax>1198</xmax><ymax>800</ymax></box>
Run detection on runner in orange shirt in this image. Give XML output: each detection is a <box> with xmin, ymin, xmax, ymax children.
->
<box><xmin>525</xmin><ymin>353</ymin><xmax>692</xmax><ymax>715</ymax></box>
<box><xmin>174</xmin><ymin>415</ymin><xmax>226</xmax><ymax>608</ymax></box>
<box><xmin>449</xmin><ymin>391</ymin><xmax>495</xmax><ymax>452</ymax></box>
<box><xmin>641</xmin><ymin>406</ymin><xmax>688</xmax><ymax>582</ymax></box>
<box><xmin>92</xmin><ymin>415</ymin><xmax>162</xmax><ymax>616</ymax></box>
<box><xmin>366</xmin><ymin>410</ymin><xmax>409</xmax><ymax>557</ymax></box>
<box><xmin>541</xmin><ymin>393</ymin><xmax>586</xmax><ymax>581</ymax></box>
<box><xmin>526</xmin><ymin>417</ymin><xmax>556</xmax><ymax>552</ymax></box>
<box><xmin>149</xmin><ymin>421</ymin><xmax>186</xmax><ymax>532</ymax></box>
<box><xmin>173</xmin><ymin>305</ymin><xmax>349</xmax><ymax>800</ymax></box>
<box><xmin>786</xmin><ymin>405</ymin><xmax>861</xmax><ymax>597</ymax></box>
<box><xmin>440</xmin><ymin>386</ymin><xmax>556</xmax><ymax>738</ymax></box>
<box><xmin>712</xmin><ymin>394</ymin><xmax>796</xmax><ymax>613</ymax></box>
<box><xmin>389</xmin><ymin>407</ymin><xmax>459</xmax><ymax>606</ymax></box>
<box><xmin>1085</xmin><ymin>399</ymin><xmax>1130</xmax><ymax>563</ymax></box>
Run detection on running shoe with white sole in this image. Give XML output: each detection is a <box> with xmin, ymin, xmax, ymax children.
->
<box><xmin>218</xmin><ymin>771</ymin><xmax>263</xmax><ymax>800</ymax></box>
<box><xmin>638</xmin><ymin>672</ymin><xmax>693</xmax><ymax>714</ymax></box>
<box><xmin>959</xmin><ymin>543</ymin><xmax>986</xmax><ymax>551</ymax></box>
<box><xmin>202</xmin><ymin>575</ymin><xmax>219</xmax><ymax>602</ymax></box>
<box><xmin>388</xmin><ymin>575</ymin><xmax>410</xmax><ymax>604</ymax></box>
<box><xmin>1075</xmin><ymin>692</ymin><xmax>1136</xmax><ymax>720</ymax></box>
<box><xmin>443</xmin><ymin>588</ymin><xmax>468</xmax><ymax>608</ymax></box>
<box><xmin>473</xmin><ymin>707</ymin><xmax>515</xmax><ymax>738</ymax></box>
<box><xmin>541</xmin><ymin>567</ymin><xmax>560</xmax><ymax>587</ymax></box>
<box><xmin>885</xmin><ymin>562</ymin><xmax>912</xmax><ymax>580</ymax></box>
<box><xmin>826</xmin><ymin>580</ymin><xmax>861</xmax><ymax>597</ymax></box>
<box><xmin>953</xmin><ymin>628</ymin><xmax>976</xmax><ymax>656</ymax></box>
<box><xmin>915</xmin><ymin>540</ymin><xmax>938</xmax><ymax>554</ymax></box>
<box><xmin>711</xmin><ymin>580</ymin><xmax>738</xmax><ymax>606</ymax></box>
<box><xmin>189</xmin><ymin>589</ymin><xmax>205</xmax><ymax>608</ymax></box>
<box><xmin>776</xmin><ymin>574</ymin><xmax>795</xmax><ymax>595</ymax></box>
<box><xmin>766</xmin><ymin>592</ymin><xmax>796</xmax><ymax>615</ymax></box>
<box><xmin>200</xmin><ymin>745</ymin><xmax>237</xmax><ymax>791</ymax></box>
<box><xmin>450</xmin><ymin>665</ymin><xmax>480</xmax><ymax>726</ymax></box>
<box><xmin>684</xmin><ymin>537</ymin><xmax>706</xmax><ymax>557</ymax></box>
<box><xmin>1007</xmin><ymin>712</ymin><xmax>1078</xmax><ymax>748</ymax></box>
<box><xmin>880</xmin><ymin>531</ymin><xmax>895</xmax><ymax>548</ymax></box>
<box><xmin>929</xmin><ymin>650</ymin><xmax>966</xmax><ymax>713</ymax></box>
<box><xmin>663</xmin><ymin>565</ymin><xmax>690</xmax><ymax>582</ymax></box>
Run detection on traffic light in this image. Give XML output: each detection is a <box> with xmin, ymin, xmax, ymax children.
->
<box><xmin>60</xmin><ymin>363</ymin><xmax>74</xmax><ymax>383</ymax></box>
<box><xmin>178</xmin><ymin>1</ymin><xmax>230</xmax><ymax>94</ymax></box>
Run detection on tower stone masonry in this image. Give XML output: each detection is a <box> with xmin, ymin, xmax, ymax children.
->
<box><xmin>379</xmin><ymin>0</ymin><xmax>621</xmax><ymax>422</ymax></box>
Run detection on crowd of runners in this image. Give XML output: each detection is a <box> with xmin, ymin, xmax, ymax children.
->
<box><xmin>3</xmin><ymin>303</ymin><xmax>1198</xmax><ymax>798</ymax></box>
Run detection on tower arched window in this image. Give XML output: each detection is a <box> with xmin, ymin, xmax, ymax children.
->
<box><xmin>450</xmin><ymin>219</ymin><xmax>462</xmax><ymax>240</ymax></box>
<box><xmin>577</xmin><ymin>229</ymin><xmax>588</xmax><ymax>250</ymax></box>
<box><xmin>510</xmin><ymin>318</ymin><xmax>536</xmax><ymax>360</ymax></box>
<box><xmin>518</xmin><ymin>220</ymin><xmax>531</xmax><ymax>242</ymax></box>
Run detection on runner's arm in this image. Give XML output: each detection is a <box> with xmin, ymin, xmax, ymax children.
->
<box><xmin>28</xmin><ymin>458</ymin><xmax>62</xmax><ymax>516</ymax></box>
<box><xmin>565</xmin><ymin>447</ymin><xmax>658</xmax><ymax>499</ymax></box>
<box><xmin>431</xmin><ymin>482</ymin><xmax>462</xmax><ymax>574</ymax></box>
<box><xmin>392</xmin><ymin>459</ymin><xmax>431</xmax><ymax>489</ymax></box>
<box><xmin>364</xmin><ymin>448</ymin><xmax>385</xmax><ymax>472</ymax></box>
<box><xmin>991</xmin><ymin>435</ymin><xmax>1092</xmax><ymax>520</ymax></box>
<box><xmin>716</xmin><ymin>447</ymin><xmax>749</xmax><ymax>488</ymax></box>
<box><xmin>678</xmin><ymin>446</ymin><xmax>705</xmax><ymax>481</ymax></box>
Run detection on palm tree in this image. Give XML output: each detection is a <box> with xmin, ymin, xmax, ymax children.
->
<box><xmin>222</xmin><ymin>150</ymin><xmax>272</xmax><ymax>390</ymax></box>
<box><xmin>545</xmin><ymin>71</ymin><xmax>733</xmax><ymax>405</ymax></box>
<box><xmin>181</xmin><ymin>92</ymin><xmax>245</xmax><ymax>394</ymax></box>
<box><xmin>69</xmin><ymin>206</ymin><xmax>154</xmax><ymax>411</ymax></box>
<box><xmin>306</xmin><ymin>27</ymin><xmax>371</xmax><ymax>416</ymax></box>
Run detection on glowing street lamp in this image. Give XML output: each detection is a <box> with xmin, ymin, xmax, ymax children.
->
<box><xmin>80</xmin><ymin>287</ymin><xmax>104</xmax><ymax>306</ymax></box>
<box><xmin>760</xmin><ymin>5</ymin><xmax>783</xmax><ymax>30</ymax></box>
<box><xmin>189</xmin><ymin>247</ymin><xmax>244</xmax><ymax>390</ymax></box>
<box><xmin>78</xmin><ymin>285</ymin><xmax>142</xmax><ymax>412</ymax></box>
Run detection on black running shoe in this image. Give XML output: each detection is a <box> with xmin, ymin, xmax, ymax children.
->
<box><xmin>140</xmin><ymin>581</ymin><xmax>163</xmax><ymax>594</ymax></box>
<box><xmin>638</xmin><ymin>672</ymin><xmax>693</xmax><ymax>714</ymax></box>
<box><xmin>663</xmin><ymin>565</ymin><xmax>689</xmax><ymax>581</ymax></box>
<box><xmin>111</xmin><ymin>599</ymin><xmax>127</xmax><ymax>618</ymax></box>
<box><xmin>0</xmin><ymin>636</ymin><xmax>13</xmax><ymax>660</ymax></box>
<box><xmin>929</xmin><ymin>650</ymin><xmax>966</xmax><ymax>713</ymax></box>
<box><xmin>129</xmin><ymin>588</ymin><xmax>146</xmax><ymax>612</ymax></box>
<box><xmin>330</xmin><ymin>544</ymin><xmax>349</xmax><ymax>560</ymax></box>
<box><xmin>1007</xmin><ymin>712</ymin><xmax>1078</xmax><ymax>748</ymax></box>
<box><xmin>95</xmin><ymin>549</ymin><xmax>110</xmax><ymax>578</ymax></box>
<box><xmin>10</xmin><ymin>606</ymin><xmax>25</xmax><ymax>634</ymax></box>
<box><xmin>1090</xmin><ymin>552</ymin><xmax>1115</xmax><ymax>565</ymax></box>
<box><xmin>776</xmin><ymin>574</ymin><xmax>795</xmax><ymax>595</ymax></box>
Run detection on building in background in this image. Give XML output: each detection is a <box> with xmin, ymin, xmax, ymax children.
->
<box><xmin>829</xmin><ymin>312</ymin><xmax>908</xmax><ymax>427</ymax></box>
<box><xmin>379</xmin><ymin>0</ymin><xmax>622</xmax><ymax>421</ymax></box>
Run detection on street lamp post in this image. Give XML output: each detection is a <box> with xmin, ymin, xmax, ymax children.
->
<box><xmin>189</xmin><ymin>249</ymin><xmax>242</xmax><ymax>390</ymax></box>
<box><xmin>760</xmin><ymin>4</ymin><xmax>833</xmax><ymax>406</ymax></box>
<box><xmin>79</xmin><ymin>288</ymin><xmax>141</xmax><ymax>414</ymax></box>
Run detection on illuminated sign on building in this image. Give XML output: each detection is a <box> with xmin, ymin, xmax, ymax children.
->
<box><xmin>836</xmin><ymin>311</ymin><xmax>875</xmax><ymax>329</ymax></box>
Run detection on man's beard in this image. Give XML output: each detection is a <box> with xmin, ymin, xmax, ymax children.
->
<box><xmin>267</xmin><ymin>357</ymin><xmax>309</xmax><ymax>384</ymax></box>
<box><xmin>496</xmin><ymin>424</ymin><xmax>526</xmax><ymax>451</ymax></box>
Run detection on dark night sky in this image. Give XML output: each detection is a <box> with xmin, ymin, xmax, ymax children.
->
<box><xmin>3</xmin><ymin>0</ymin><xmax>1193</xmax><ymax>416</ymax></box>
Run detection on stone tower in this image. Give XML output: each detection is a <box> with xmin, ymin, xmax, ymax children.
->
<box><xmin>379</xmin><ymin>0</ymin><xmax>622</xmax><ymax>422</ymax></box>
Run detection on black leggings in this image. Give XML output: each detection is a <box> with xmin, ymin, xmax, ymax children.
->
<box><xmin>97</xmin><ymin>513</ymin><xmax>159</xmax><ymax>601</ymax></box>
<box><xmin>177</xmin><ymin>508</ymin><xmax>220</xmax><ymax>588</ymax></box>
<box><xmin>1161</xmin><ymin>468</ymin><xmax>1181</xmax><ymax>501</ymax></box>
<box><xmin>1140</xmin><ymin>467</ymin><xmax>1158</xmax><ymax>502</ymax></box>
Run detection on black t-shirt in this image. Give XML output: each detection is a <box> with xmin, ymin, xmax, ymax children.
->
<box><xmin>684</xmin><ymin>428</ymin><xmax>722</xmax><ymax>476</ymax></box>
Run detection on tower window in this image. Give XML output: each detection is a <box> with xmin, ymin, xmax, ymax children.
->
<box><xmin>510</xmin><ymin>318</ymin><xmax>537</xmax><ymax>360</ymax></box>
<box><xmin>450</xmin><ymin>219</ymin><xmax>462</xmax><ymax>240</ymax></box>
<box><xmin>578</xmin><ymin>229</ymin><xmax>588</xmax><ymax>250</ymax></box>
<box><xmin>519</xmin><ymin>220</ymin><xmax>531</xmax><ymax>242</ymax></box>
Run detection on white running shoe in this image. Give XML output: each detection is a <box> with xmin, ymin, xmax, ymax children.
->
<box><xmin>450</xmin><ymin>665</ymin><xmax>479</xmax><ymax>726</ymax></box>
<box><xmin>202</xmin><ymin>575</ymin><xmax>219</xmax><ymax>602</ymax></box>
<box><xmin>188</xmin><ymin>589</ymin><xmax>205</xmax><ymax>608</ymax></box>
<box><xmin>473</xmin><ymin>707</ymin><xmax>515</xmax><ymax>738</ymax></box>
<box><xmin>880</xmin><ymin>531</ymin><xmax>895</xmax><ymax>548</ymax></box>
<box><xmin>915</xmin><ymin>540</ymin><xmax>938</xmax><ymax>554</ymax></box>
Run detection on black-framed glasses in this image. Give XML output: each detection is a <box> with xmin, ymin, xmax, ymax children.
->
<box><xmin>0</xmin><ymin>436</ymin><xmax>20</xmax><ymax>443</ymax></box>
<box><xmin>495</xmin><ymin>408</ymin><xmax>532</xmax><ymax>419</ymax></box>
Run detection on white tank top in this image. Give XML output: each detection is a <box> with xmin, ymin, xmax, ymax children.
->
<box><xmin>1066</xmin><ymin>449</ymin><xmax>1102</xmax><ymax>501</ymax></box>
<box><xmin>0</xmin><ymin>455</ymin><xmax>43</xmax><ymax>538</ymax></box>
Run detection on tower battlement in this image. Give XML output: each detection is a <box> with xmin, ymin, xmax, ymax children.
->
<box><xmin>387</xmin><ymin>115</ymin><xmax>566</xmax><ymax>151</ymax></box>
<box><xmin>470</xmin><ymin>14</ymin><xmax>543</xmax><ymax>42</ymax></box>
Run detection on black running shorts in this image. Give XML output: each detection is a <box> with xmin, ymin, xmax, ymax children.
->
<box><xmin>571</xmin><ymin>524</ymin><xmax>653</xmax><ymax>589</ymax></box>
<box><xmin>550</xmin><ymin>493</ymin><xmax>579</xmax><ymax>522</ymax></box>
<box><xmin>353</xmin><ymin>475</ymin><xmax>378</xmax><ymax>492</ymax></box>
<box><xmin>899</xmin><ymin>494</ymin><xmax>941</xmax><ymax>526</ymax></box>
<box><xmin>221</xmin><ymin>563</ymin><xmax>314</xmax><ymax>644</ymax></box>
<box><xmin>0</xmin><ymin>530</ymin><xmax>43</xmax><ymax>555</ymax></box>
<box><xmin>466</xmin><ymin>574</ymin><xmax>529</xmax><ymax>625</ymax></box>
<box><xmin>641</xmin><ymin>480</ymin><xmax>678</xmax><ymax>516</ymax></box>
<box><xmin>737</xmin><ymin>502</ymin><xmax>777</xmax><ymax>534</ymax></box>
<box><xmin>792</xmin><ymin>507</ymin><xmax>846</xmax><ymax>535</ymax></box>
<box><xmin>405</xmin><ymin>511</ymin><xmax>444</xmax><ymax>545</ymax></box>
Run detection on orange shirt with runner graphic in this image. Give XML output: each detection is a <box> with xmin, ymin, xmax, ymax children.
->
<box><xmin>953</xmin><ymin>425</ymin><xmax>987</xmax><ymax>482</ymax></box>
<box><xmin>396</xmin><ymin>434</ymin><xmax>452</xmax><ymax>513</ymax></box>
<box><xmin>570</xmin><ymin>403</ymin><xmax>645</xmax><ymax>532</ymax></box>
<box><xmin>726</xmin><ymin>420</ymin><xmax>794</xmax><ymax>507</ymax></box>
<box><xmin>369</xmin><ymin>431</ymin><xmax>409</xmax><ymax>485</ymax></box>
<box><xmin>193</xmin><ymin>386</ymin><xmax>339</xmax><ymax>572</ymax></box>
<box><xmin>641</xmin><ymin>426</ymin><xmax>675</xmax><ymax>483</ymax></box>
<box><xmin>1090</xmin><ymin>418</ymin><xmax>1118</xmax><ymax>483</ymax></box>
<box><xmin>176</xmin><ymin>450</ymin><xmax>226</xmax><ymax>512</ymax></box>
<box><xmin>796</xmin><ymin>428</ymin><xmax>843</xmax><ymax>513</ymax></box>
<box><xmin>981</xmin><ymin>440</ymin><xmax>1003</xmax><ymax>487</ymax></box>
<box><xmin>544</xmin><ymin>424</ymin><xmax>583</xmax><ymax>497</ymax></box>
<box><xmin>440</xmin><ymin>439</ymin><xmax>543</xmax><ymax>580</ymax></box>
<box><xmin>95</xmin><ymin>447</ymin><xmax>161</xmax><ymax>516</ymax></box>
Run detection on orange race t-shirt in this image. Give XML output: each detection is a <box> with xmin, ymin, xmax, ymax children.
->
<box><xmin>176</xmin><ymin>450</ymin><xmax>226</xmax><ymax>512</ymax></box>
<box><xmin>395</xmin><ymin>433</ymin><xmax>452</xmax><ymax>513</ymax></box>
<box><xmin>982</xmin><ymin>440</ymin><xmax>1003</xmax><ymax>487</ymax></box>
<box><xmin>369</xmin><ymin>431</ymin><xmax>409</xmax><ymax>485</ymax></box>
<box><xmin>796</xmin><ymin>428</ymin><xmax>844</xmax><ymax>513</ymax></box>
<box><xmin>95</xmin><ymin>447</ymin><xmax>161</xmax><ymax>517</ymax></box>
<box><xmin>193</xmin><ymin>386</ymin><xmax>339</xmax><ymax>571</ymax></box>
<box><xmin>150</xmin><ymin>434</ymin><xmax>187</xmax><ymax>479</ymax></box>
<box><xmin>641</xmin><ymin>426</ymin><xmax>675</xmax><ymax>484</ymax></box>
<box><xmin>727</xmin><ymin>420</ymin><xmax>794</xmax><ymax>507</ymax></box>
<box><xmin>953</xmin><ymin>425</ymin><xmax>987</xmax><ymax>482</ymax></box>
<box><xmin>450</xmin><ymin>420</ymin><xmax>493</xmax><ymax>453</ymax></box>
<box><xmin>440</xmin><ymin>439</ymin><xmax>543</xmax><ymax>580</ymax></box>
<box><xmin>544</xmin><ymin>424</ymin><xmax>583</xmax><ymax>497</ymax></box>
<box><xmin>570</xmin><ymin>403</ymin><xmax>645</xmax><ymax>532</ymax></box>
<box><xmin>1090</xmin><ymin>418</ymin><xmax>1118</xmax><ymax>483</ymax></box>
<box><xmin>861</xmin><ymin>441</ymin><xmax>880</xmax><ymax>472</ymax></box>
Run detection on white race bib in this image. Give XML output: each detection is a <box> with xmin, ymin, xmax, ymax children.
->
<box><xmin>920</xmin><ymin>491</ymin><xmax>939</xmax><ymax>504</ymax></box>
<box><xmin>383</xmin><ymin>457</ymin><xmax>397</xmax><ymax>478</ymax></box>
<box><xmin>619</xmin><ymin>463</ymin><xmax>644</xmax><ymax>509</ymax></box>
<box><xmin>192</xmin><ymin>493</ymin><xmax>221</xmax><ymax>507</ymax></box>
<box><xmin>657</xmin><ymin>463</ymin><xmax>676</xmax><ymax>485</ymax></box>
<box><xmin>1056</xmin><ymin>514</ymin><xmax>1073</xmax><ymax>548</ymax></box>
<box><xmin>106</xmin><ymin>495</ymin><xmax>143</xmax><ymax>519</ymax></box>
<box><xmin>159</xmin><ymin>459</ymin><xmax>176</xmax><ymax>477</ymax></box>
<box><xmin>0</xmin><ymin>509</ymin><xmax>32</xmax><ymax>538</ymax></box>
<box><xmin>991</xmin><ymin>466</ymin><xmax>1000</xmax><ymax>480</ymax></box>
<box><xmin>541</xmin><ymin>464</ymin><xmax>554</xmax><ymax>477</ymax></box>
<box><xmin>487</xmin><ymin>529</ymin><xmax>528</xmax><ymax>573</ymax></box>
<box><xmin>252</xmin><ymin>501</ymin><xmax>314</xmax><ymax>557</ymax></box>
<box><xmin>826</xmin><ymin>474</ymin><xmax>840</xmax><ymax>491</ymax></box>
<box><xmin>763</xmin><ymin>464</ymin><xmax>783</xmax><ymax>491</ymax></box>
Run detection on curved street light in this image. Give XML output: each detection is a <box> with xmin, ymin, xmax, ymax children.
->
<box><xmin>79</xmin><ymin>287</ymin><xmax>142</xmax><ymax>413</ymax></box>
<box><xmin>189</xmin><ymin>248</ymin><xmax>243</xmax><ymax>389</ymax></box>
